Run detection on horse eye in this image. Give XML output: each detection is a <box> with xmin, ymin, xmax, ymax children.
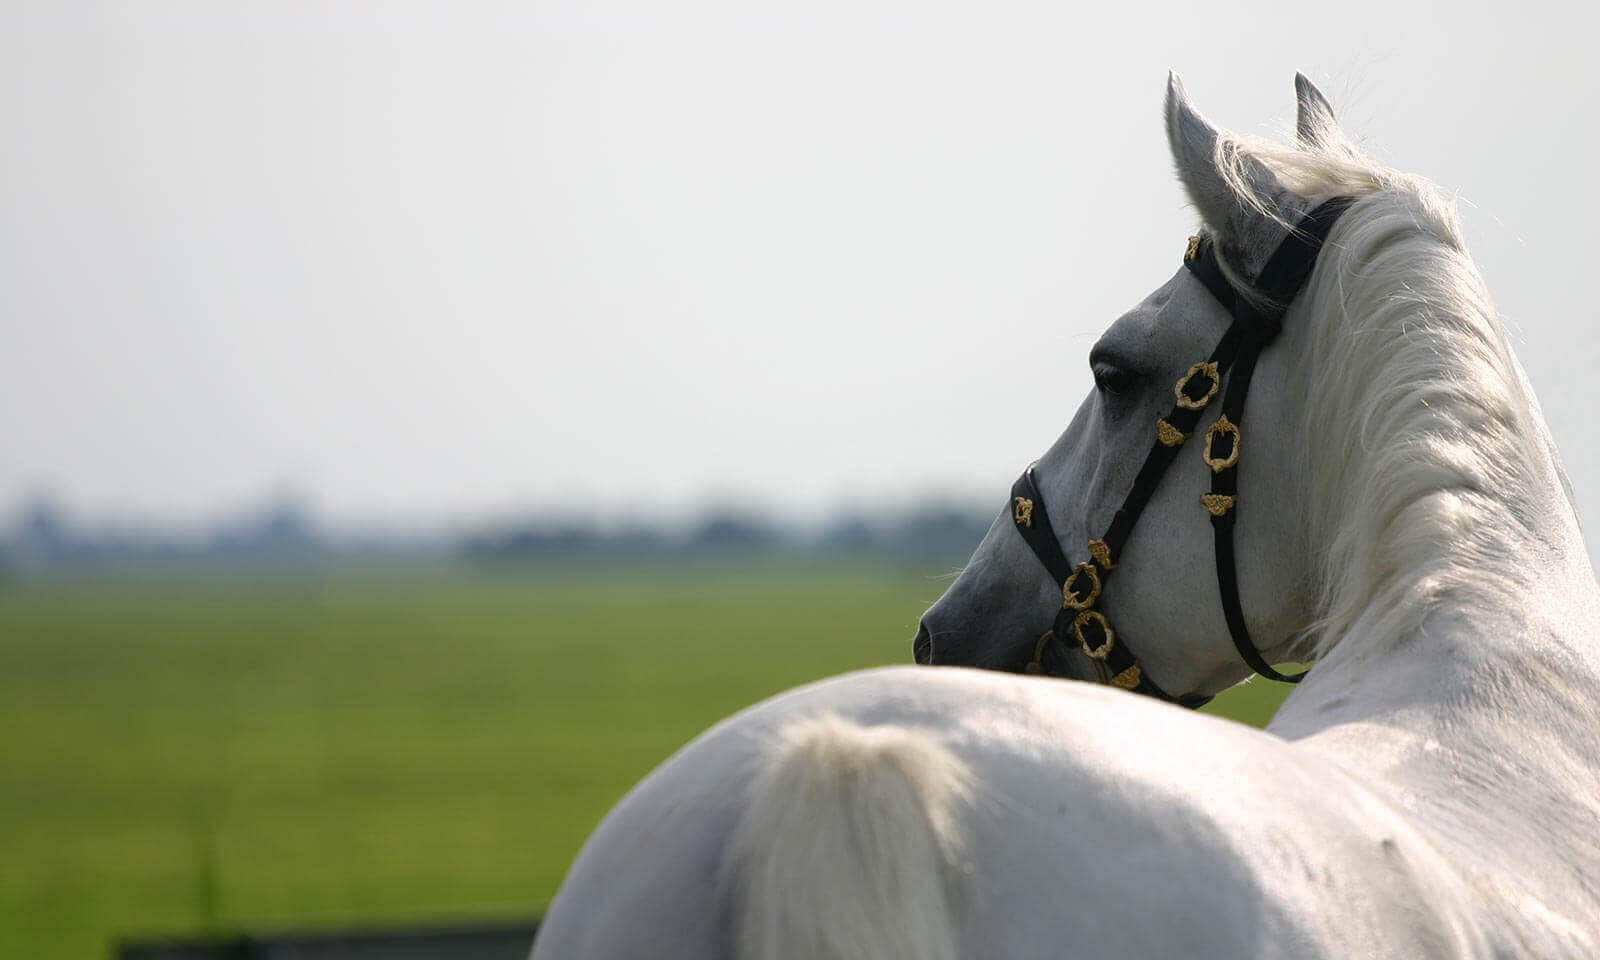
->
<box><xmin>1092</xmin><ymin>362</ymin><xmax>1139</xmax><ymax>397</ymax></box>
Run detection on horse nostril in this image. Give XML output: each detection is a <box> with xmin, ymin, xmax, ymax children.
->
<box><xmin>913</xmin><ymin>623</ymin><xmax>934</xmax><ymax>665</ymax></box>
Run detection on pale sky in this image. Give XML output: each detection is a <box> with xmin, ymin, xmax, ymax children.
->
<box><xmin>6</xmin><ymin>1</ymin><xmax>1600</xmax><ymax>545</ymax></box>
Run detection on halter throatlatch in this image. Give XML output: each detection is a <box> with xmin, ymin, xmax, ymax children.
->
<box><xmin>1011</xmin><ymin>196</ymin><xmax>1354</xmax><ymax>707</ymax></box>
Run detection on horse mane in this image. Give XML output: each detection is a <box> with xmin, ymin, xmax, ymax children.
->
<box><xmin>1211</xmin><ymin>123</ymin><xmax>1578</xmax><ymax>660</ymax></box>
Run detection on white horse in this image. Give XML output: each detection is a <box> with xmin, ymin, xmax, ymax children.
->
<box><xmin>532</xmin><ymin>74</ymin><xmax>1600</xmax><ymax>958</ymax></box>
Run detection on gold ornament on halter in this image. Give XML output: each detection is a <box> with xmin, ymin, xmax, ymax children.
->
<box><xmin>1062</xmin><ymin>561</ymin><xmax>1102</xmax><ymax>611</ymax></box>
<box><xmin>1087</xmin><ymin>538</ymin><xmax>1115</xmax><ymax>570</ymax></box>
<box><xmin>1073</xmin><ymin>610</ymin><xmax>1115</xmax><ymax>660</ymax></box>
<box><xmin>1184</xmin><ymin>235</ymin><xmax>1202</xmax><ymax>262</ymax></box>
<box><xmin>1024</xmin><ymin>630</ymin><xmax>1052</xmax><ymax>675</ymax></box>
<box><xmin>1202</xmin><ymin>415</ymin><xmax>1242</xmax><ymax>473</ymax></box>
<box><xmin>1112</xmin><ymin>662</ymin><xmax>1143</xmax><ymax>690</ymax></box>
<box><xmin>1201</xmin><ymin>493</ymin><xmax>1236</xmax><ymax>517</ymax></box>
<box><xmin>1156</xmin><ymin>418</ymin><xmax>1189</xmax><ymax>447</ymax></box>
<box><xmin>1013</xmin><ymin>497</ymin><xmax>1034</xmax><ymax>528</ymax></box>
<box><xmin>1174</xmin><ymin>361</ymin><xmax>1221</xmax><ymax>411</ymax></box>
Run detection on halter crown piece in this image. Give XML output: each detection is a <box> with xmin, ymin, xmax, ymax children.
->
<box><xmin>1010</xmin><ymin>196</ymin><xmax>1354</xmax><ymax>708</ymax></box>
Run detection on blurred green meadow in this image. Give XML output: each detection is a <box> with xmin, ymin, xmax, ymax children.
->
<box><xmin>0</xmin><ymin>563</ymin><xmax>1290</xmax><ymax>959</ymax></box>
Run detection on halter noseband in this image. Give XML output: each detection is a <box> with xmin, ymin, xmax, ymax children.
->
<box><xmin>1010</xmin><ymin>196</ymin><xmax>1354</xmax><ymax>708</ymax></box>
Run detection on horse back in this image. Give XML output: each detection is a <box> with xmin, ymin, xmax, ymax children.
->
<box><xmin>535</xmin><ymin>666</ymin><xmax>1488</xmax><ymax>959</ymax></box>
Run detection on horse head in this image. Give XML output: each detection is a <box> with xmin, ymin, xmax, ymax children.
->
<box><xmin>915</xmin><ymin>74</ymin><xmax>1366</xmax><ymax>702</ymax></box>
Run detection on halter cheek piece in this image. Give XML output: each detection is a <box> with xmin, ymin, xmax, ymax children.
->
<box><xmin>1010</xmin><ymin>196</ymin><xmax>1354</xmax><ymax>708</ymax></box>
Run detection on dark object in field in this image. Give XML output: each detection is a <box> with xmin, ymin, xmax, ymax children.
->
<box><xmin>118</xmin><ymin>918</ymin><xmax>538</xmax><ymax>960</ymax></box>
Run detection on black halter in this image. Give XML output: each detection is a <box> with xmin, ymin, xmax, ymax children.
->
<box><xmin>1010</xmin><ymin>196</ymin><xmax>1354</xmax><ymax>708</ymax></box>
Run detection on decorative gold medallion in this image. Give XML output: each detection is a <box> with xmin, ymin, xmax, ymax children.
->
<box><xmin>1087</xmin><ymin>538</ymin><xmax>1115</xmax><ymax>570</ymax></box>
<box><xmin>1013</xmin><ymin>496</ymin><xmax>1034</xmax><ymax>528</ymax></box>
<box><xmin>1112</xmin><ymin>662</ymin><xmax>1143</xmax><ymax>690</ymax></box>
<box><xmin>1202</xmin><ymin>414</ymin><xmax>1242</xmax><ymax>473</ymax></box>
<box><xmin>1062</xmin><ymin>561</ymin><xmax>1102</xmax><ymax>611</ymax></box>
<box><xmin>1156</xmin><ymin>418</ymin><xmax>1188</xmax><ymax>447</ymax></box>
<box><xmin>1174</xmin><ymin>361</ymin><xmax>1221</xmax><ymax>410</ymax></box>
<box><xmin>1184</xmin><ymin>235</ymin><xmax>1202</xmax><ymax>262</ymax></box>
<box><xmin>1073</xmin><ymin>610</ymin><xmax>1115</xmax><ymax>660</ymax></box>
<box><xmin>1201</xmin><ymin>493</ymin><xmax>1236</xmax><ymax>517</ymax></box>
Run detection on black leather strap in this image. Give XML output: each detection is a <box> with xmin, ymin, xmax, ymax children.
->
<box><xmin>1181</xmin><ymin>235</ymin><xmax>1240</xmax><ymax>319</ymax></box>
<box><xmin>1185</xmin><ymin>196</ymin><xmax>1353</xmax><ymax>342</ymax></box>
<box><xmin>1196</xmin><ymin>197</ymin><xmax>1352</xmax><ymax>685</ymax></box>
<box><xmin>1009</xmin><ymin>468</ymin><xmax>1074</xmax><ymax>587</ymax></box>
<box><xmin>1208</xmin><ymin>334</ymin><xmax>1308</xmax><ymax>683</ymax></box>
<box><xmin>1252</xmin><ymin>197</ymin><xmax>1355</xmax><ymax>311</ymax></box>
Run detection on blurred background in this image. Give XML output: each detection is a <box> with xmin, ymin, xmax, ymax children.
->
<box><xmin>6</xmin><ymin>2</ymin><xmax>1599</xmax><ymax>957</ymax></box>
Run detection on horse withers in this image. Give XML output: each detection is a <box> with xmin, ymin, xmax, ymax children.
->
<box><xmin>533</xmin><ymin>74</ymin><xmax>1600</xmax><ymax>959</ymax></box>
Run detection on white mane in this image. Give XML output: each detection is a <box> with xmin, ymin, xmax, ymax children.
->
<box><xmin>1215</xmin><ymin>125</ymin><xmax>1577</xmax><ymax>659</ymax></box>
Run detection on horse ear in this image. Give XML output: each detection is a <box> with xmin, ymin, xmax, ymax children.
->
<box><xmin>1165</xmin><ymin>72</ymin><xmax>1292</xmax><ymax>268</ymax></box>
<box><xmin>1294</xmin><ymin>72</ymin><xmax>1339</xmax><ymax>149</ymax></box>
<box><xmin>1164</xmin><ymin>72</ymin><xmax>1230</xmax><ymax>229</ymax></box>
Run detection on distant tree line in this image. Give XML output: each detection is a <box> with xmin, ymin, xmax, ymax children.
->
<box><xmin>460</xmin><ymin>502</ymin><xmax>994</xmax><ymax>569</ymax></box>
<box><xmin>0</xmin><ymin>491</ymin><xmax>996</xmax><ymax>577</ymax></box>
<box><xmin>0</xmin><ymin>493</ymin><xmax>328</xmax><ymax>576</ymax></box>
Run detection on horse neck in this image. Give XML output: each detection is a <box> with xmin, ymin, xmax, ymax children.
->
<box><xmin>1265</xmin><ymin>199</ymin><xmax>1600</xmax><ymax>747</ymax></box>
<box><xmin>1270</xmin><ymin>515</ymin><xmax>1600</xmax><ymax>758</ymax></box>
<box><xmin>1263</xmin><ymin>202</ymin><xmax>1600</xmax><ymax>929</ymax></box>
<box><xmin>1269</xmin><ymin>496</ymin><xmax>1600</xmax><ymax>940</ymax></box>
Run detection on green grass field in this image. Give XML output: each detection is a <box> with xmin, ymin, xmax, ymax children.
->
<box><xmin>0</xmin><ymin>562</ymin><xmax>1292</xmax><ymax>959</ymax></box>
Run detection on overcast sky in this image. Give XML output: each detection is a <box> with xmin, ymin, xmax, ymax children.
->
<box><xmin>6</xmin><ymin>2</ymin><xmax>1599</xmax><ymax>546</ymax></box>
